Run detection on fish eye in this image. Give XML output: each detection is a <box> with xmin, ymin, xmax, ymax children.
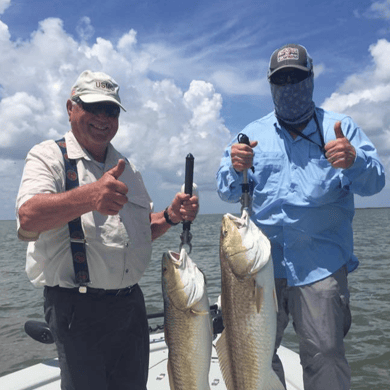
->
<box><xmin>162</xmin><ymin>266</ymin><xmax>168</xmax><ymax>273</ymax></box>
<box><xmin>222</xmin><ymin>229</ymin><xmax>228</xmax><ymax>237</ymax></box>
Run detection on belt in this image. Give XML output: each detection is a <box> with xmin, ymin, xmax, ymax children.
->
<box><xmin>46</xmin><ymin>284</ymin><xmax>137</xmax><ymax>297</ymax></box>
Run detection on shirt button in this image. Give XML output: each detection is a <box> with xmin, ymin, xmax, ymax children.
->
<box><xmin>125</xmin><ymin>269</ymin><xmax>129</xmax><ymax>273</ymax></box>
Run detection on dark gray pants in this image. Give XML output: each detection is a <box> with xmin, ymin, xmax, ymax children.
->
<box><xmin>273</xmin><ymin>266</ymin><xmax>352</xmax><ymax>390</ymax></box>
<box><xmin>44</xmin><ymin>284</ymin><xmax>149</xmax><ymax>390</ymax></box>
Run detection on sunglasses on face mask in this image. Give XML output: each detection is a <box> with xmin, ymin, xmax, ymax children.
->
<box><xmin>270</xmin><ymin>69</ymin><xmax>311</xmax><ymax>86</ymax></box>
<box><xmin>73</xmin><ymin>97</ymin><xmax>121</xmax><ymax>118</ymax></box>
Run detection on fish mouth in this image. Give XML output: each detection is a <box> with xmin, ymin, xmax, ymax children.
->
<box><xmin>162</xmin><ymin>249</ymin><xmax>206</xmax><ymax>311</ymax></box>
<box><xmin>220</xmin><ymin>212</ymin><xmax>271</xmax><ymax>277</ymax></box>
<box><xmin>223</xmin><ymin>212</ymin><xmax>247</xmax><ymax>226</ymax></box>
<box><xmin>168</xmin><ymin>250</ymin><xmax>184</xmax><ymax>268</ymax></box>
<box><xmin>221</xmin><ymin>214</ymin><xmax>246</xmax><ymax>238</ymax></box>
<box><xmin>162</xmin><ymin>251</ymin><xmax>181</xmax><ymax>274</ymax></box>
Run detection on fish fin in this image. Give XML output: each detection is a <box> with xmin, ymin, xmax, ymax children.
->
<box><xmin>265</xmin><ymin>369</ymin><xmax>285</xmax><ymax>390</ymax></box>
<box><xmin>190</xmin><ymin>309</ymin><xmax>209</xmax><ymax>316</ymax></box>
<box><xmin>255</xmin><ymin>284</ymin><xmax>264</xmax><ymax>314</ymax></box>
<box><xmin>215</xmin><ymin>331</ymin><xmax>234</xmax><ymax>390</ymax></box>
<box><xmin>273</xmin><ymin>286</ymin><xmax>279</xmax><ymax>313</ymax></box>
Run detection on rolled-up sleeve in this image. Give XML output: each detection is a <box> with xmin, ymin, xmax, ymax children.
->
<box><xmin>16</xmin><ymin>141</ymin><xmax>64</xmax><ymax>241</ymax></box>
<box><xmin>216</xmin><ymin>146</ymin><xmax>244</xmax><ymax>204</ymax></box>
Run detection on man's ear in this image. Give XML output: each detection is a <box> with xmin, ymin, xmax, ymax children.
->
<box><xmin>66</xmin><ymin>99</ymin><xmax>73</xmax><ymax>122</ymax></box>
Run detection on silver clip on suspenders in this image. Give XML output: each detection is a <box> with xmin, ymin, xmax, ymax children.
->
<box><xmin>56</xmin><ymin>138</ymin><xmax>90</xmax><ymax>293</ymax></box>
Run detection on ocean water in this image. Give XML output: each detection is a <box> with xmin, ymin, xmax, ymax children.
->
<box><xmin>0</xmin><ymin>210</ymin><xmax>389</xmax><ymax>389</ymax></box>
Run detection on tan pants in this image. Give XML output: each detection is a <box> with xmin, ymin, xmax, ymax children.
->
<box><xmin>272</xmin><ymin>266</ymin><xmax>352</xmax><ymax>390</ymax></box>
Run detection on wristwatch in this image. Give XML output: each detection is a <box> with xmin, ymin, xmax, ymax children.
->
<box><xmin>164</xmin><ymin>207</ymin><xmax>179</xmax><ymax>226</ymax></box>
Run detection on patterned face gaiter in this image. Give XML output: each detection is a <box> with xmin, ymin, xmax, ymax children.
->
<box><xmin>270</xmin><ymin>74</ymin><xmax>315</xmax><ymax>125</ymax></box>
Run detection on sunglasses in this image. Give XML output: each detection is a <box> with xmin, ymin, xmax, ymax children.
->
<box><xmin>270</xmin><ymin>69</ymin><xmax>311</xmax><ymax>86</ymax></box>
<box><xmin>74</xmin><ymin>97</ymin><xmax>121</xmax><ymax>118</ymax></box>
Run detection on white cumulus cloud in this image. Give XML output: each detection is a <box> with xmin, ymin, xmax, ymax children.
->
<box><xmin>0</xmin><ymin>0</ymin><xmax>10</xmax><ymax>14</ymax></box>
<box><xmin>0</xmin><ymin>16</ymin><xmax>232</xmax><ymax>217</ymax></box>
<box><xmin>322</xmin><ymin>38</ymin><xmax>390</xmax><ymax>176</ymax></box>
<box><xmin>76</xmin><ymin>16</ymin><xmax>95</xmax><ymax>42</ymax></box>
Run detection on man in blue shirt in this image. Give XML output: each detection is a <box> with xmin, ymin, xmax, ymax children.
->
<box><xmin>216</xmin><ymin>44</ymin><xmax>385</xmax><ymax>390</ymax></box>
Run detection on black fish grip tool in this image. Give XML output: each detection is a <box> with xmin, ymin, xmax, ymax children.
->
<box><xmin>237</xmin><ymin>133</ymin><xmax>254</xmax><ymax>213</ymax></box>
<box><xmin>179</xmin><ymin>153</ymin><xmax>194</xmax><ymax>253</ymax></box>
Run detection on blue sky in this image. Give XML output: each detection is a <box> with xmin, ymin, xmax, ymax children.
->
<box><xmin>1</xmin><ymin>0</ymin><xmax>389</xmax><ymax>219</ymax></box>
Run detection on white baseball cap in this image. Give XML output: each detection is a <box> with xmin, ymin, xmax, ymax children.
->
<box><xmin>70</xmin><ymin>70</ymin><xmax>126</xmax><ymax>111</ymax></box>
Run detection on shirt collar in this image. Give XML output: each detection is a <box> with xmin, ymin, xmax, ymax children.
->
<box><xmin>65</xmin><ymin>131</ymin><xmax>90</xmax><ymax>160</ymax></box>
<box><xmin>301</xmin><ymin>116</ymin><xmax>317</xmax><ymax>136</ymax></box>
<box><xmin>273</xmin><ymin>114</ymin><xmax>317</xmax><ymax>137</ymax></box>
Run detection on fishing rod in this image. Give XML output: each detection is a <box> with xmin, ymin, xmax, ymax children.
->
<box><xmin>179</xmin><ymin>153</ymin><xmax>194</xmax><ymax>253</ymax></box>
<box><xmin>237</xmin><ymin>133</ymin><xmax>254</xmax><ymax>213</ymax></box>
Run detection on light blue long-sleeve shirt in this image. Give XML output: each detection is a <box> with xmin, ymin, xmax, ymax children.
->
<box><xmin>217</xmin><ymin>108</ymin><xmax>385</xmax><ymax>286</ymax></box>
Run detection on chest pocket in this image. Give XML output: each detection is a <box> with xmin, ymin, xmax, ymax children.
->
<box><xmin>300</xmin><ymin>158</ymin><xmax>346</xmax><ymax>205</ymax></box>
<box><xmin>93</xmin><ymin>214</ymin><xmax>129</xmax><ymax>247</ymax></box>
<box><xmin>122</xmin><ymin>195</ymin><xmax>152</xmax><ymax>246</ymax></box>
<box><xmin>251</xmin><ymin>153</ymin><xmax>285</xmax><ymax>203</ymax></box>
<box><xmin>84</xmin><ymin>195</ymin><xmax>151</xmax><ymax>248</ymax></box>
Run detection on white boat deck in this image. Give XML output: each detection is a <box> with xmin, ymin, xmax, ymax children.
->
<box><xmin>0</xmin><ymin>333</ymin><xmax>303</xmax><ymax>390</ymax></box>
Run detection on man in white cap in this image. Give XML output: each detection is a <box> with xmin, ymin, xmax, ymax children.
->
<box><xmin>217</xmin><ymin>44</ymin><xmax>385</xmax><ymax>389</ymax></box>
<box><xmin>16</xmin><ymin>70</ymin><xmax>199</xmax><ymax>390</ymax></box>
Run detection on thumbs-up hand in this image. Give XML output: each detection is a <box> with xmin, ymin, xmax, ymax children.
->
<box><xmin>92</xmin><ymin>159</ymin><xmax>129</xmax><ymax>215</ymax></box>
<box><xmin>108</xmin><ymin>159</ymin><xmax>126</xmax><ymax>180</ymax></box>
<box><xmin>324</xmin><ymin>121</ymin><xmax>356</xmax><ymax>169</ymax></box>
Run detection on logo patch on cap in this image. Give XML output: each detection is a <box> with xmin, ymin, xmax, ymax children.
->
<box><xmin>277</xmin><ymin>48</ymin><xmax>299</xmax><ymax>62</ymax></box>
<box><xmin>96</xmin><ymin>81</ymin><xmax>115</xmax><ymax>91</ymax></box>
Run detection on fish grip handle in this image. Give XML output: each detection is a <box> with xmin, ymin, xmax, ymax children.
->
<box><xmin>179</xmin><ymin>154</ymin><xmax>194</xmax><ymax>253</ymax></box>
<box><xmin>237</xmin><ymin>133</ymin><xmax>254</xmax><ymax>211</ymax></box>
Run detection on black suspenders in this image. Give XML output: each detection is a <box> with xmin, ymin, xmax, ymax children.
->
<box><xmin>56</xmin><ymin>138</ymin><xmax>90</xmax><ymax>292</ymax></box>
